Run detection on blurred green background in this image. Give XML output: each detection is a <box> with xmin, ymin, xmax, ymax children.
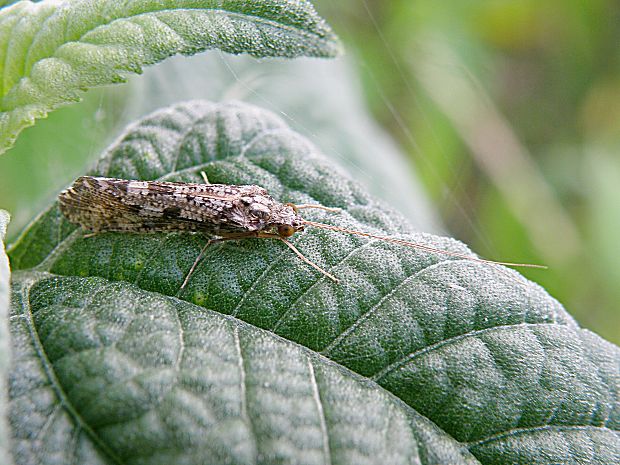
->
<box><xmin>1</xmin><ymin>0</ymin><xmax>619</xmax><ymax>343</ymax></box>
<box><xmin>317</xmin><ymin>0</ymin><xmax>620</xmax><ymax>344</ymax></box>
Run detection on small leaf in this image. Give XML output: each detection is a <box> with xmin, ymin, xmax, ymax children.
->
<box><xmin>0</xmin><ymin>0</ymin><xmax>342</xmax><ymax>155</ymax></box>
<box><xmin>8</xmin><ymin>101</ymin><xmax>620</xmax><ymax>464</ymax></box>
<box><xmin>0</xmin><ymin>210</ymin><xmax>13</xmax><ymax>465</ymax></box>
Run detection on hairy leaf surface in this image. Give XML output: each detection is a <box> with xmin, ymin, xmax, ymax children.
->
<box><xmin>0</xmin><ymin>0</ymin><xmax>341</xmax><ymax>154</ymax></box>
<box><xmin>8</xmin><ymin>101</ymin><xmax>620</xmax><ymax>464</ymax></box>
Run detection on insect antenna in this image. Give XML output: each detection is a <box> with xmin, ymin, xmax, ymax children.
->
<box><xmin>286</xmin><ymin>202</ymin><xmax>342</xmax><ymax>213</ymax></box>
<box><xmin>302</xmin><ymin>220</ymin><xmax>547</xmax><ymax>271</ymax></box>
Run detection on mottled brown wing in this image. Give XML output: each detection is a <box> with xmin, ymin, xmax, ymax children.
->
<box><xmin>58</xmin><ymin>177</ymin><xmax>251</xmax><ymax>234</ymax></box>
<box><xmin>127</xmin><ymin>180</ymin><xmax>243</xmax><ymax>201</ymax></box>
<box><xmin>59</xmin><ymin>177</ymin><xmax>200</xmax><ymax>233</ymax></box>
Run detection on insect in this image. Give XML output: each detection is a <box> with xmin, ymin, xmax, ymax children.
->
<box><xmin>58</xmin><ymin>174</ymin><xmax>545</xmax><ymax>290</ymax></box>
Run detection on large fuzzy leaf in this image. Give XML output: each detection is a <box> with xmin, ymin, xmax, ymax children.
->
<box><xmin>9</xmin><ymin>273</ymin><xmax>477</xmax><ymax>465</ymax></box>
<box><xmin>0</xmin><ymin>210</ymin><xmax>12</xmax><ymax>465</ymax></box>
<box><xmin>0</xmin><ymin>0</ymin><xmax>341</xmax><ymax>155</ymax></box>
<box><xmin>8</xmin><ymin>101</ymin><xmax>620</xmax><ymax>464</ymax></box>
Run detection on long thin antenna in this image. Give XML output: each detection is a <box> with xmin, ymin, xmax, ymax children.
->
<box><xmin>294</xmin><ymin>204</ymin><xmax>342</xmax><ymax>213</ymax></box>
<box><xmin>286</xmin><ymin>202</ymin><xmax>342</xmax><ymax>213</ymax></box>
<box><xmin>303</xmin><ymin>220</ymin><xmax>547</xmax><ymax>270</ymax></box>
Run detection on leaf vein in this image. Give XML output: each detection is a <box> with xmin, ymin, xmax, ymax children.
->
<box><xmin>466</xmin><ymin>424</ymin><xmax>619</xmax><ymax>448</ymax></box>
<box><xmin>320</xmin><ymin>259</ymin><xmax>451</xmax><ymax>355</ymax></box>
<box><xmin>372</xmin><ymin>322</ymin><xmax>561</xmax><ymax>382</ymax></box>
<box><xmin>1</xmin><ymin>4</ymin><xmax>27</xmax><ymax>96</ymax></box>
<box><xmin>308</xmin><ymin>359</ymin><xmax>332</xmax><ymax>465</ymax></box>
<box><xmin>174</xmin><ymin>296</ymin><xmax>185</xmax><ymax>370</ymax></box>
<box><xmin>234</xmin><ymin>327</ymin><xmax>258</xmax><ymax>463</ymax></box>
<box><xmin>22</xmin><ymin>4</ymin><xmax>58</xmax><ymax>78</ymax></box>
<box><xmin>132</xmin><ymin>235</ymin><xmax>168</xmax><ymax>286</ymax></box>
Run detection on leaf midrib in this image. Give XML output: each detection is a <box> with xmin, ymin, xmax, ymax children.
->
<box><xmin>13</xmin><ymin>273</ymin><xmax>124</xmax><ymax>465</ymax></box>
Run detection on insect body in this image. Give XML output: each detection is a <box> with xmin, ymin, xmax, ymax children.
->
<box><xmin>59</xmin><ymin>176</ymin><xmax>545</xmax><ymax>290</ymax></box>
<box><xmin>58</xmin><ymin>175</ymin><xmax>340</xmax><ymax>287</ymax></box>
<box><xmin>58</xmin><ymin>176</ymin><xmax>304</xmax><ymax>238</ymax></box>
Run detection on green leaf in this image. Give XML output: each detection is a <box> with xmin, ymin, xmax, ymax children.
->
<box><xmin>0</xmin><ymin>2</ymin><xmax>20</xmax><ymax>10</ymax></box>
<box><xmin>8</xmin><ymin>101</ymin><xmax>620</xmax><ymax>464</ymax></box>
<box><xmin>0</xmin><ymin>210</ymin><xmax>13</xmax><ymax>465</ymax></box>
<box><xmin>0</xmin><ymin>0</ymin><xmax>341</xmax><ymax>156</ymax></box>
<box><xmin>10</xmin><ymin>273</ymin><xmax>477</xmax><ymax>465</ymax></box>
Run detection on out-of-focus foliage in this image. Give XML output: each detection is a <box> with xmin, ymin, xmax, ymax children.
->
<box><xmin>316</xmin><ymin>0</ymin><xmax>620</xmax><ymax>344</ymax></box>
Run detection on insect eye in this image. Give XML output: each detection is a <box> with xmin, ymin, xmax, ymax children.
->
<box><xmin>278</xmin><ymin>224</ymin><xmax>296</xmax><ymax>237</ymax></box>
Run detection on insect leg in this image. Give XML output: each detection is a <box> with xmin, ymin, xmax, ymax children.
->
<box><xmin>200</xmin><ymin>171</ymin><xmax>210</xmax><ymax>185</ymax></box>
<box><xmin>180</xmin><ymin>230</ymin><xmax>339</xmax><ymax>295</ymax></box>
<box><xmin>255</xmin><ymin>232</ymin><xmax>339</xmax><ymax>283</ymax></box>
<box><xmin>178</xmin><ymin>232</ymin><xmax>260</xmax><ymax>294</ymax></box>
<box><xmin>279</xmin><ymin>238</ymin><xmax>339</xmax><ymax>283</ymax></box>
<box><xmin>179</xmin><ymin>238</ymin><xmax>217</xmax><ymax>293</ymax></box>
